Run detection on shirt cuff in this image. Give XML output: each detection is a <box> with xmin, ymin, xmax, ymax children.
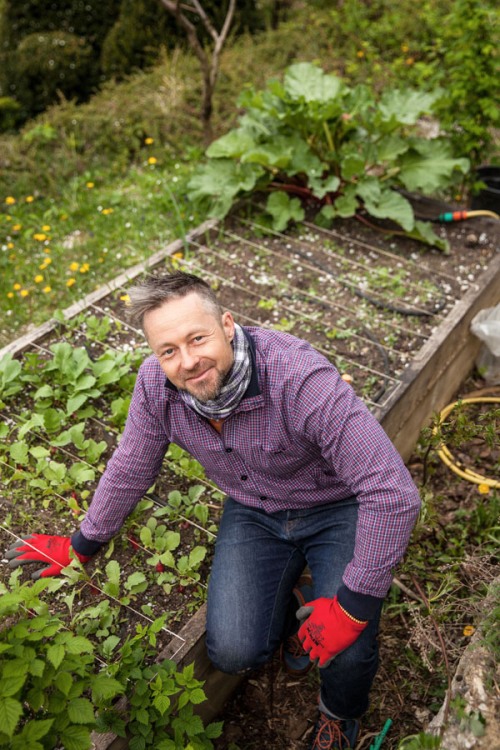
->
<box><xmin>71</xmin><ymin>530</ymin><xmax>104</xmax><ymax>557</ymax></box>
<box><xmin>337</xmin><ymin>584</ymin><xmax>384</xmax><ymax>621</ymax></box>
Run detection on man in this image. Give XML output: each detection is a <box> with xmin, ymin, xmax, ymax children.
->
<box><xmin>7</xmin><ymin>271</ymin><xmax>421</xmax><ymax>749</ymax></box>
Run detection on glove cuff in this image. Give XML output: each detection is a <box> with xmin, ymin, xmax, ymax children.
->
<box><xmin>337</xmin><ymin>584</ymin><xmax>384</xmax><ymax>621</ymax></box>
<box><xmin>70</xmin><ymin>530</ymin><xmax>103</xmax><ymax>558</ymax></box>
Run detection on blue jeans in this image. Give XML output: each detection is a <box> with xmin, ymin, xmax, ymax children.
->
<box><xmin>206</xmin><ymin>496</ymin><xmax>382</xmax><ymax>719</ymax></box>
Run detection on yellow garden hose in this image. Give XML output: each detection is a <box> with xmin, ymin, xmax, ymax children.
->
<box><xmin>433</xmin><ymin>397</ymin><xmax>500</xmax><ymax>489</ymax></box>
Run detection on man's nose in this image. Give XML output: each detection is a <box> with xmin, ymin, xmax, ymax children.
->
<box><xmin>179</xmin><ymin>347</ymin><xmax>200</xmax><ymax>371</ymax></box>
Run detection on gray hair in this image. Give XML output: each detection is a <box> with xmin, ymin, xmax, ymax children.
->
<box><xmin>126</xmin><ymin>271</ymin><xmax>223</xmax><ymax>330</ymax></box>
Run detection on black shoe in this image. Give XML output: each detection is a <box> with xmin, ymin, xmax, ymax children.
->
<box><xmin>309</xmin><ymin>711</ymin><xmax>359</xmax><ymax>749</ymax></box>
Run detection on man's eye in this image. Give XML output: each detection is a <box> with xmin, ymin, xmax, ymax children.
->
<box><xmin>193</xmin><ymin>336</ymin><xmax>205</xmax><ymax>343</ymax></box>
<box><xmin>161</xmin><ymin>349</ymin><xmax>174</xmax><ymax>359</ymax></box>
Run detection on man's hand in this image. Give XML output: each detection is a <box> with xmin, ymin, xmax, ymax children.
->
<box><xmin>5</xmin><ymin>534</ymin><xmax>91</xmax><ymax>579</ymax></box>
<box><xmin>297</xmin><ymin>595</ymin><xmax>368</xmax><ymax>668</ymax></box>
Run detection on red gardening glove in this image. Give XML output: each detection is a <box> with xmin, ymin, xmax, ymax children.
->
<box><xmin>5</xmin><ymin>534</ymin><xmax>91</xmax><ymax>579</ymax></box>
<box><xmin>297</xmin><ymin>595</ymin><xmax>368</xmax><ymax>668</ymax></box>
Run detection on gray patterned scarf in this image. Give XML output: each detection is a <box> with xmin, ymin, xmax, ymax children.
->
<box><xmin>178</xmin><ymin>323</ymin><xmax>251</xmax><ymax>419</ymax></box>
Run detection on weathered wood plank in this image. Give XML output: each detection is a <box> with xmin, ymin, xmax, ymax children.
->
<box><xmin>377</xmin><ymin>252</ymin><xmax>500</xmax><ymax>460</ymax></box>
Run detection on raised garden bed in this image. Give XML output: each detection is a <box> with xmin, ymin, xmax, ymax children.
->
<box><xmin>1</xmin><ymin>212</ymin><xmax>499</xmax><ymax>748</ymax></box>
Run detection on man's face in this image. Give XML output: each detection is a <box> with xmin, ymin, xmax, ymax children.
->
<box><xmin>143</xmin><ymin>291</ymin><xmax>235</xmax><ymax>401</ymax></box>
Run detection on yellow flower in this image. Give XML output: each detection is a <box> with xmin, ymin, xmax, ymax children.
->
<box><xmin>145</xmin><ymin>137</ymin><xmax>154</xmax><ymax>145</ymax></box>
<box><xmin>34</xmin><ymin>275</ymin><xmax>44</xmax><ymax>283</ymax></box>
<box><xmin>79</xmin><ymin>263</ymin><xmax>90</xmax><ymax>273</ymax></box>
<box><xmin>66</xmin><ymin>278</ymin><xmax>76</xmax><ymax>287</ymax></box>
<box><xmin>7</xmin><ymin>292</ymin><xmax>14</xmax><ymax>299</ymax></box>
<box><xmin>148</xmin><ymin>156</ymin><xmax>157</xmax><ymax>165</ymax></box>
<box><xmin>25</xmin><ymin>195</ymin><xmax>34</xmax><ymax>203</ymax></box>
<box><xmin>7</xmin><ymin>242</ymin><xmax>14</xmax><ymax>249</ymax></box>
<box><xmin>478</xmin><ymin>483</ymin><xmax>490</xmax><ymax>495</ymax></box>
<box><xmin>69</xmin><ymin>261</ymin><xmax>80</xmax><ymax>272</ymax></box>
<box><xmin>13</xmin><ymin>283</ymin><xmax>21</xmax><ymax>290</ymax></box>
<box><xmin>98</xmin><ymin>257</ymin><xmax>104</xmax><ymax>263</ymax></box>
<box><xmin>120</xmin><ymin>294</ymin><xmax>130</xmax><ymax>303</ymax></box>
<box><xmin>463</xmin><ymin>625</ymin><xmax>475</xmax><ymax>637</ymax></box>
<box><xmin>33</xmin><ymin>233</ymin><xmax>47</xmax><ymax>241</ymax></box>
<box><xmin>12</xmin><ymin>224</ymin><xmax>22</xmax><ymax>231</ymax></box>
<box><xmin>5</xmin><ymin>196</ymin><xmax>16</xmax><ymax>205</ymax></box>
<box><xmin>401</xmin><ymin>43</ymin><xmax>409</xmax><ymax>53</ymax></box>
<box><xmin>20</xmin><ymin>289</ymin><xmax>29</xmax><ymax>297</ymax></box>
<box><xmin>86</xmin><ymin>182</ymin><xmax>95</xmax><ymax>189</ymax></box>
<box><xmin>6</xmin><ymin>215</ymin><xmax>11</xmax><ymax>221</ymax></box>
<box><xmin>405</xmin><ymin>57</ymin><xmax>415</xmax><ymax>66</ymax></box>
<box><xmin>102</xmin><ymin>207</ymin><xmax>114</xmax><ymax>215</ymax></box>
<box><xmin>42</xmin><ymin>225</ymin><xmax>51</xmax><ymax>232</ymax></box>
<box><xmin>44</xmin><ymin>247</ymin><xmax>51</xmax><ymax>254</ymax></box>
<box><xmin>42</xmin><ymin>286</ymin><xmax>52</xmax><ymax>293</ymax></box>
<box><xmin>172</xmin><ymin>251</ymin><xmax>184</xmax><ymax>260</ymax></box>
<box><xmin>356</xmin><ymin>50</ymin><xmax>365</xmax><ymax>58</ymax></box>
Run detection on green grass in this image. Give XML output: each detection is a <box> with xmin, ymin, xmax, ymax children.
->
<box><xmin>0</xmin><ymin>155</ymin><xmax>203</xmax><ymax>345</ymax></box>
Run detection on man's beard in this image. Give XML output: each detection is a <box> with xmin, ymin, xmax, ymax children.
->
<box><xmin>179</xmin><ymin>362</ymin><xmax>230</xmax><ymax>402</ymax></box>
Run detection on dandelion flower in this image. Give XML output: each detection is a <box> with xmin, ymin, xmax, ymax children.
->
<box><xmin>405</xmin><ymin>57</ymin><xmax>415</xmax><ymax>66</ymax></box>
<box><xmin>120</xmin><ymin>294</ymin><xmax>130</xmax><ymax>303</ymax></box>
<box><xmin>7</xmin><ymin>242</ymin><xmax>14</xmax><ymax>249</ymax></box>
<box><xmin>66</xmin><ymin>278</ymin><xmax>76</xmax><ymax>287</ymax></box>
<box><xmin>69</xmin><ymin>261</ymin><xmax>80</xmax><ymax>272</ymax></box>
<box><xmin>79</xmin><ymin>263</ymin><xmax>90</xmax><ymax>273</ymax></box>
<box><xmin>145</xmin><ymin>137</ymin><xmax>154</xmax><ymax>145</ymax></box>
<box><xmin>172</xmin><ymin>252</ymin><xmax>184</xmax><ymax>260</ymax></box>
<box><xmin>25</xmin><ymin>195</ymin><xmax>34</xmax><ymax>203</ymax></box>
<box><xmin>356</xmin><ymin>50</ymin><xmax>365</xmax><ymax>58</ymax></box>
<box><xmin>148</xmin><ymin>156</ymin><xmax>157</xmax><ymax>165</ymax></box>
<box><xmin>463</xmin><ymin>625</ymin><xmax>475</xmax><ymax>637</ymax></box>
<box><xmin>43</xmin><ymin>286</ymin><xmax>52</xmax><ymax>293</ymax></box>
<box><xmin>33</xmin><ymin>233</ymin><xmax>47</xmax><ymax>241</ymax></box>
<box><xmin>86</xmin><ymin>182</ymin><xmax>95</xmax><ymax>189</ymax></box>
<box><xmin>42</xmin><ymin>225</ymin><xmax>51</xmax><ymax>232</ymax></box>
<box><xmin>7</xmin><ymin>292</ymin><xmax>14</xmax><ymax>298</ymax></box>
<box><xmin>20</xmin><ymin>289</ymin><xmax>29</xmax><ymax>297</ymax></box>
<box><xmin>102</xmin><ymin>207</ymin><xmax>114</xmax><ymax>215</ymax></box>
<box><xmin>478</xmin><ymin>483</ymin><xmax>490</xmax><ymax>495</ymax></box>
<box><xmin>5</xmin><ymin>196</ymin><xmax>16</xmax><ymax>205</ymax></box>
<box><xmin>34</xmin><ymin>275</ymin><xmax>44</xmax><ymax>283</ymax></box>
<box><xmin>13</xmin><ymin>283</ymin><xmax>21</xmax><ymax>291</ymax></box>
<box><xmin>44</xmin><ymin>247</ymin><xmax>51</xmax><ymax>254</ymax></box>
<box><xmin>12</xmin><ymin>224</ymin><xmax>22</xmax><ymax>231</ymax></box>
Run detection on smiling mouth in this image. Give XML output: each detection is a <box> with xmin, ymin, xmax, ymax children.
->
<box><xmin>188</xmin><ymin>367</ymin><xmax>212</xmax><ymax>383</ymax></box>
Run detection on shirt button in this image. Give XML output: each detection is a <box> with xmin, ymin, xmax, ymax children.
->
<box><xmin>241</xmin><ymin>475</ymin><xmax>248</xmax><ymax>481</ymax></box>
<box><xmin>225</xmin><ymin>447</ymin><xmax>232</xmax><ymax>453</ymax></box>
<box><xmin>260</xmin><ymin>495</ymin><xmax>267</xmax><ymax>501</ymax></box>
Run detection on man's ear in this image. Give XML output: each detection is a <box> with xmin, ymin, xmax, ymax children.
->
<box><xmin>222</xmin><ymin>310</ymin><xmax>235</xmax><ymax>341</ymax></box>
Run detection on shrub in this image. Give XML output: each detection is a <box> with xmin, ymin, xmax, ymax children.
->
<box><xmin>10</xmin><ymin>31</ymin><xmax>96</xmax><ymax>120</ymax></box>
<box><xmin>430</xmin><ymin>0</ymin><xmax>499</xmax><ymax>168</ymax></box>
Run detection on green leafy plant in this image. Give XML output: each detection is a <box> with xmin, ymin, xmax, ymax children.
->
<box><xmin>188</xmin><ymin>62</ymin><xmax>469</xmax><ymax>251</ymax></box>
<box><xmin>0</xmin><ymin>578</ymin><xmax>123</xmax><ymax>750</ymax></box>
<box><xmin>98</xmin><ymin>617</ymin><xmax>223</xmax><ymax>749</ymax></box>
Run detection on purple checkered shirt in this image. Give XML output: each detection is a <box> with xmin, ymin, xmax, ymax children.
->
<box><xmin>75</xmin><ymin>327</ymin><xmax>421</xmax><ymax>601</ymax></box>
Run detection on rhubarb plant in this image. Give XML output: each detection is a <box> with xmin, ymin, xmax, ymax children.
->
<box><xmin>188</xmin><ymin>62</ymin><xmax>470</xmax><ymax>251</ymax></box>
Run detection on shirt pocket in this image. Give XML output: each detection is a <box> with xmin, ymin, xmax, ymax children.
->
<box><xmin>245</xmin><ymin>437</ymin><xmax>319</xmax><ymax>477</ymax></box>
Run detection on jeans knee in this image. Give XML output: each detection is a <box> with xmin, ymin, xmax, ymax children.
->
<box><xmin>206</xmin><ymin>635</ymin><xmax>268</xmax><ymax>675</ymax></box>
